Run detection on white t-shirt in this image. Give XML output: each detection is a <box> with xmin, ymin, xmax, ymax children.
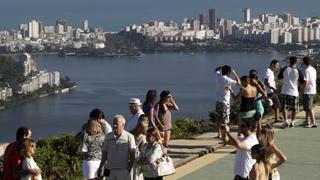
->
<box><xmin>304</xmin><ymin>66</ymin><xmax>317</xmax><ymax>94</ymax></box>
<box><xmin>264</xmin><ymin>68</ymin><xmax>276</xmax><ymax>94</ymax></box>
<box><xmin>125</xmin><ymin>109</ymin><xmax>145</xmax><ymax>132</ymax></box>
<box><xmin>233</xmin><ymin>134</ymin><xmax>259</xmax><ymax>178</ymax></box>
<box><xmin>21</xmin><ymin>157</ymin><xmax>42</xmax><ymax>180</ymax></box>
<box><xmin>280</xmin><ymin>67</ymin><xmax>299</xmax><ymax>97</ymax></box>
<box><xmin>215</xmin><ymin>71</ymin><xmax>237</xmax><ymax>104</ymax></box>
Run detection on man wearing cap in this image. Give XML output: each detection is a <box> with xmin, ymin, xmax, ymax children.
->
<box><xmin>126</xmin><ymin>98</ymin><xmax>145</xmax><ymax>132</ymax></box>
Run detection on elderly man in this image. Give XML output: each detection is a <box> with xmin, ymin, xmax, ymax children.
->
<box><xmin>126</xmin><ymin>98</ymin><xmax>145</xmax><ymax>132</ymax></box>
<box><xmin>3</xmin><ymin>127</ymin><xmax>41</xmax><ymax>180</ymax></box>
<box><xmin>98</xmin><ymin>115</ymin><xmax>136</xmax><ymax>180</ymax></box>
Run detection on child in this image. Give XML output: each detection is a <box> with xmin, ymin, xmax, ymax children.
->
<box><xmin>20</xmin><ymin>139</ymin><xmax>42</xmax><ymax>180</ymax></box>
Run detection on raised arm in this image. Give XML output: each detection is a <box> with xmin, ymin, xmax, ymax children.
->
<box><xmin>221</xmin><ymin>125</ymin><xmax>248</xmax><ymax>150</ymax></box>
<box><xmin>231</xmin><ymin>68</ymin><xmax>241</xmax><ymax>85</ymax></box>
<box><xmin>167</xmin><ymin>96</ymin><xmax>179</xmax><ymax>111</ymax></box>
<box><xmin>229</xmin><ymin>87</ymin><xmax>243</xmax><ymax>102</ymax></box>
<box><xmin>270</xmin><ymin>144</ymin><xmax>287</xmax><ymax>169</ymax></box>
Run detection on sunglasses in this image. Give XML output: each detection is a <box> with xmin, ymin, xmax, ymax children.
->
<box><xmin>30</xmin><ymin>144</ymin><xmax>36</xmax><ymax>149</ymax></box>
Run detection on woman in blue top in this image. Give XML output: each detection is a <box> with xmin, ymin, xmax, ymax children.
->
<box><xmin>143</xmin><ymin>90</ymin><xmax>159</xmax><ymax>129</ymax></box>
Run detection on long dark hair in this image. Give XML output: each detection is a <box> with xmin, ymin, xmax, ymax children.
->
<box><xmin>143</xmin><ymin>90</ymin><xmax>157</xmax><ymax>109</ymax></box>
<box><xmin>89</xmin><ymin>108</ymin><xmax>105</xmax><ymax>120</ymax></box>
<box><xmin>159</xmin><ymin>90</ymin><xmax>171</xmax><ymax>103</ymax></box>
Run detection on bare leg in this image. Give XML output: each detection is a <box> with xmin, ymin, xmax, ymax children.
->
<box><xmin>282</xmin><ymin>109</ymin><xmax>288</xmax><ymax>123</ymax></box>
<box><xmin>305</xmin><ymin>111</ymin><xmax>310</xmax><ymax>125</ymax></box>
<box><xmin>274</xmin><ymin>108</ymin><xmax>279</xmax><ymax>122</ymax></box>
<box><xmin>310</xmin><ymin>110</ymin><xmax>316</xmax><ymax>124</ymax></box>
<box><xmin>216</xmin><ymin>121</ymin><xmax>222</xmax><ymax>138</ymax></box>
<box><xmin>291</xmin><ymin>111</ymin><xmax>296</xmax><ymax>125</ymax></box>
<box><xmin>163</xmin><ymin>131</ymin><xmax>171</xmax><ymax>148</ymax></box>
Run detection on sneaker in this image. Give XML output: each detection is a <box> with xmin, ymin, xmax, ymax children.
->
<box><xmin>305</xmin><ymin>124</ymin><xmax>312</xmax><ymax>128</ymax></box>
<box><xmin>302</xmin><ymin>121</ymin><xmax>309</xmax><ymax>126</ymax></box>
<box><xmin>289</xmin><ymin>122</ymin><xmax>295</xmax><ymax>128</ymax></box>
<box><xmin>282</xmin><ymin>122</ymin><xmax>289</xmax><ymax>128</ymax></box>
<box><xmin>311</xmin><ymin>124</ymin><xmax>318</xmax><ymax>128</ymax></box>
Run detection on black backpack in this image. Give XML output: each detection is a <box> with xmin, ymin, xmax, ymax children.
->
<box><xmin>277</xmin><ymin>66</ymin><xmax>304</xmax><ymax>84</ymax></box>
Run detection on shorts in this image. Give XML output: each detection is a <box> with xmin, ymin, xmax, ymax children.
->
<box><xmin>234</xmin><ymin>175</ymin><xmax>249</xmax><ymax>180</ymax></box>
<box><xmin>303</xmin><ymin>94</ymin><xmax>315</xmax><ymax>111</ymax></box>
<box><xmin>239</xmin><ymin>110</ymin><xmax>256</xmax><ymax>119</ymax></box>
<box><xmin>216</xmin><ymin>101</ymin><xmax>230</xmax><ymax>124</ymax></box>
<box><xmin>82</xmin><ymin>160</ymin><xmax>101</xmax><ymax>179</ymax></box>
<box><xmin>108</xmin><ymin>168</ymin><xmax>131</xmax><ymax>180</ymax></box>
<box><xmin>267</xmin><ymin>93</ymin><xmax>280</xmax><ymax>109</ymax></box>
<box><xmin>279</xmin><ymin>94</ymin><xmax>299</xmax><ymax>112</ymax></box>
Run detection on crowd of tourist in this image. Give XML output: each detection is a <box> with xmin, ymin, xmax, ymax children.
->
<box><xmin>216</xmin><ymin>56</ymin><xmax>317</xmax><ymax>180</ymax></box>
<box><xmin>2</xmin><ymin>90</ymin><xmax>179</xmax><ymax>180</ymax></box>
<box><xmin>1</xmin><ymin>56</ymin><xmax>317</xmax><ymax>180</ymax></box>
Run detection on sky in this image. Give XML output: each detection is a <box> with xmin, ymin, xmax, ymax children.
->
<box><xmin>0</xmin><ymin>0</ymin><xmax>319</xmax><ymax>31</ymax></box>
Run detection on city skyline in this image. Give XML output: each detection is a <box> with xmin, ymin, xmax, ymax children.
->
<box><xmin>0</xmin><ymin>0</ymin><xmax>319</xmax><ymax>31</ymax></box>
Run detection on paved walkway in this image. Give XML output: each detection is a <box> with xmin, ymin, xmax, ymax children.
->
<box><xmin>166</xmin><ymin>106</ymin><xmax>320</xmax><ymax>180</ymax></box>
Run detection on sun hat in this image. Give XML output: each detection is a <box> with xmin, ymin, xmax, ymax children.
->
<box><xmin>129</xmin><ymin>98</ymin><xmax>142</xmax><ymax>106</ymax></box>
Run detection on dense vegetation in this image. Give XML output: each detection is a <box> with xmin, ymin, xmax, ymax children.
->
<box><xmin>0</xmin><ymin>56</ymin><xmax>24</xmax><ymax>90</ymax></box>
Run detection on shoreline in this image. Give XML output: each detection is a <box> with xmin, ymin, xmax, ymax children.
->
<box><xmin>0</xmin><ymin>85</ymin><xmax>77</xmax><ymax>111</ymax></box>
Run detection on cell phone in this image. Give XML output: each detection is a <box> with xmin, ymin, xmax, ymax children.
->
<box><xmin>103</xmin><ymin>169</ymin><xmax>110</xmax><ymax>177</ymax></box>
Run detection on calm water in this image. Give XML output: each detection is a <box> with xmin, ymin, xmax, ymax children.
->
<box><xmin>0</xmin><ymin>51</ymin><xmax>286</xmax><ymax>141</ymax></box>
<box><xmin>0</xmin><ymin>0</ymin><xmax>319</xmax><ymax>31</ymax></box>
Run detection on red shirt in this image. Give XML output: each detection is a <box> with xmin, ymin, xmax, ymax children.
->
<box><xmin>3</xmin><ymin>142</ymin><xmax>22</xmax><ymax>180</ymax></box>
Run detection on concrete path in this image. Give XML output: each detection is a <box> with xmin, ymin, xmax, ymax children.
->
<box><xmin>166</xmin><ymin>106</ymin><xmax>320</xmax><ymax>180</ymax></box>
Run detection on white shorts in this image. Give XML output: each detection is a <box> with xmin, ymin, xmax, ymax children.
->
<box><xmin>82</xmin><ymin>160</ymin><xmax>101</xmax><ymax>179</ymax></box>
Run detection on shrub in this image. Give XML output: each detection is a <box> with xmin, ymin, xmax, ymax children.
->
<box><xmin>171</xmin><ymin>117</ymin><xmax>208</xmax><ymax>139</ymax></box>
<box><xmin>34</xmin><ymin>134</ymin><xmax>82</xmax><ymax>180</ymax></box>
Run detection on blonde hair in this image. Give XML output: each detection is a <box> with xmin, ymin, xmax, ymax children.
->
<box><xmin>261</xmin><ymin>127</ymin><xmax>275</xmax><ymax>159</ymax></box>
<box><xmin>147</xmin><ymin>128</ymin><xmax>161</xmax><ymax>141</ymax></box>
<box><xmin>86</xmin><ymin>119</ymin><xmax>103</xmax><ymax>136</ymax></box>
<box><xmin>131</xmin><ymin>115</ymin><xmax>148</xmax><ymax>137</ymax></box>
<box><xmin>20</xmin><ymin>138</ymin><xmax>35</xmax><ymax>157</ymax></box>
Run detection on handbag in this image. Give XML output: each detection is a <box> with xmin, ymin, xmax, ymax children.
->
<box><xmin>77</xmin><ymin>132</ymin><xmax>88</xmax><ymax>153</ymax></box>
<box><xmin>141</xmin><ymin>144</ymin><xmax>175</xmax><ymax>177</ymax></box>
<box><xmin>154</xmin><ymin>155</ymin><xmax>176</xmax><ymax>176</ymax></box>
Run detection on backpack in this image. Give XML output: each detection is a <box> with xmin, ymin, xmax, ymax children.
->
<box><xmin>277</xmin><ymin>66</ymin><xmax>304</xmax><ymax>84</ymax></box>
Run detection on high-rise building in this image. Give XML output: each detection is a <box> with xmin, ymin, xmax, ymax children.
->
<box><xmin>243</xmin><ymin>8</ymin><xmax>250</xmax><ymax>23</ymax></box>
<box><xmin>199</xmin><ymin>14</ymin><xmax>209</xmax><ymax>27</ymax></box>
<box><xmin>209</xmin><ymin>8</ymin><xmax>217</xmax><ymax>30</ymax></box>
<box><xmin>20</xmin><ymin>53</ymin><xmax>37</xmax><ymax>77</ymax></box>
<box><xmin>309</xmin><ymin>28</ymin><xmax>314</xmax><ymax>41</ymax></box>
<box><xmin>280</xmin><ymin>31</ymin><xmax>292</xmax><ymax>44</ymax></box>
<box><xmin>224</xmin><ymin>19</ymin><xmax>233</xmax><ymax>36</ymax></box>
<box><xmin>313</xmin><ymin>27</ymin><xmax>320</xmax><ymax>40</ymax></box>
<box><xmin>281</xmin><ymin>13</ymin><xmax>292</xmax><ymax>26</ymax></box>
<box><xmin>270</xmin><ymin>29</ymin><xmax>279</xmax><ymax>44</ymax></box>
<box><xmin>55</xmin><ymin>24</ymin><xmax>64</xmax><ymax>34</ymax></box>
<box><xmin>28</xmin><ymin>20</ymin><xmax>40</xmax><ymax>38</ymax></box>
<box><xmin>291</xmin><ymin>28</ymin><xmax>302</xmax><ymax>43</ymax></box>
<box><xmin>292</xmin><ymin>17</ymin><xmax>300</xmax><ymax>27</ymax></box>
<box><xmin>56</xmin><ymin>19</ymin><xmax>68</xmax><ymax>32</ymax></box>
<box><xmin>302</xmin><ymin>27</ymin><xmax>309</xmax><ymax>42</ymax></box>
<box><xmin>191</xmin><ymin>19</ymin><xmax>200</xmax><ymax>31</ymax></box>
<box><xmin>83</xmin><ymin>19</ymin><xmax>89</xmax><ymax>32</ymax></box>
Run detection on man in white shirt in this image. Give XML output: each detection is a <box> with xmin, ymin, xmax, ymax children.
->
<box><xmin>278</xmin><ymin>56</ymin><xmax>303</xmax><ymax>128</ymax></box>
<box><xmin>302</xmin><ymin>57</ymin><xmax>317</xmax><ymax>128</ymax></box>
<box><xmin>98</xmin><ymin>115</ymin><xmax>136</xmax><ymax>180</ymax></box>
<box><xmin>264</xmin><ymin>59</ymin><xmax>281</xmax><ymax>123</ymax></box>
<box><xmin>215</xmin><ymin>65</ymin><xmax>240</xmax><ymax>138</ymax></box>
<box><xmin>126</xmin><ymin>98</ymin><xmax>145</xmax><ymax>132</ymax></box>
<box><xmin>221</xmin><ymin>118</ymin><xmax>259</xmax><ymax>180</ymax></box>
